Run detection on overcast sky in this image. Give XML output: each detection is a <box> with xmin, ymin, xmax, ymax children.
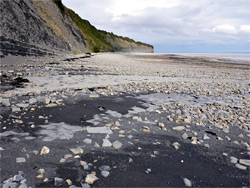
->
<box><xmin>62</xmin><ymin>0</ymin><xmax>250</xmax><ymax>53</ymax></box>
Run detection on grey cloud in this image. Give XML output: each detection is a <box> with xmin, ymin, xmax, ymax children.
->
<box><xmin>62</xmin><ymin>0</ymin><xmax>250</xmax><ymax>52</ymax></box>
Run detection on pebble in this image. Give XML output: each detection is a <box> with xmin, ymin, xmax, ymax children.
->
<box><xmin>183</xmin><ymin>178</ymin><xmax>192</xmax><ymax>187</ymax></box>
<box><xmin>141</xmin><ymin>126</ymin><xmax>150</xmax><ymax>132</ymax></box>
<box><xmin>12</xmin><ymin>107</ymin><xmax>21</xmax><ymax>112</ymax></box>
<box><xmin>239</xmin><ymin>159</ymin><xmax>250</xmax><ymax>166</ymax></box>
<box><xmin>16</xmin><ymin>157</ymin><xmax>26</xmax><ymax>163</ymax></box>
<box><xmin>99</xmin><ymin>165</ymin><xmax>111</xmax><ymax>172</ymax></box>
<box><xmin>16</xmin><ymin>103</ymin><xmax>29</xmax><ymax>108</ymax></box>
<box><xmin>182</xmin><ymin>133</ymin><xmax>188</xmax><ymax>139</ymax></box>
<box><xmin>81</xmin><ymin>183</ymin><xmax>91</xmax><ymax>188</ymax></box>
<box><xmin>70</xmin><ymin>148</ymin><xmax>83</xmax><ymax>155</ymax></box>
<box><xmin>172</xmin><ymin>126</ymin><xmax>185</xmax><ymax>131</ymax></box>
<box><xmin>29</xmin><ymin>98</ymin><xmax>37</xmax><ymax>104</ymax></box>
<box><xmin>222</xmin><ymin>128</ymin><xmax>230</xmax><ymax>134</ymax></box>
<box><xmin>85</xmin><ymin>174</ymin><xmax>99</xmax><ymax>184</ymax></box>
<box><xmin>158</xmin><ymin>122</ymin><xmax>165</xmax><ymax>129</ymax></box>
<box><xmin>101</xmin><ymin>171</ymin><xmax>110</xmax><ymax>177</ymax></box>
<box><xmin>102</xmin><ymin>139</ymin><xmax>112</xmax><ymax>147</ymax></box>
<box><xmin>54</xmin><ymin>177</ymin><xmax>64</xmax><ymax>186</ymax></box>
<box><xmin>2</xmin><ymin>98</ymin><xmax>11</xmax><ymax>107</ymax></box>
<box><xmin>66</xmin><ymin>179</ymin><xmax>72</xmax><ymax>186</ymax></box>
<box><xmin>172</xmin><ymin>142</ymin><xmax>181</xmax><ymax>150</ymax></box>
<box><xmin>83</xmin><ymin>138</ymin><xmax>92</xmax><ymax>144</ymax></box>
<box><xmin>145</xmin><ymin>168</ymin><xmax>152</xmax><ymax>174</ymax></box>
<box><xmin>235</xmin><ymin>163</ymin><xmax>247</xmax><ymax>170</ymax></box>
<box><xmin>40</xmin><ymin>146</ymin><xmax>50</xmax><ymax>155</ymax></box>
<box><xmin>203</xmin><ymin>134</ymin><xmax>210</xmax><ymax>140</ymax></box>
<box><xmin>176</xmin><ymin>109</ymin><xmax>182</xmax><ymax>115</ymax></box>
<box><xmin>113</xmin><ymin>141</ymin><xmax>123</xmax><ymax>149</ymax></box>
<box><xmin>89</xmin><ymin>94</ymin><xmax>99</xmax><ymax>98</ymax></box>
<box><xmin>184</xmin><ymin>118</ymin><xmax>191</xmax><ymax>124</ymax></box>
<box><xmin>230</xmin><ymin>156</ymin><xmax>238</xmax><ymax>164</ymax></box>
<box><xmin>13</xmin><ymin>172</ymin><xmax>24</xmax><ymax>181</ymax></box>
<box><xmin>64</xmin><ymin>154</ymin><xmax>73</xmax><ymax>159</ymax></box>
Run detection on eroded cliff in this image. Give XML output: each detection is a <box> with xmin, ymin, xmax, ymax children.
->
<box><xmin>0</xmin><ymin>0</ymin><xmax>153</xmax><ymax>56</ymax></box>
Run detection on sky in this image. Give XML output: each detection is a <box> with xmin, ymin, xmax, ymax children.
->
<box><xmin>62</xmin><ymin>0</ymin><xmax>250</xmax><ymax>53</ymax></box>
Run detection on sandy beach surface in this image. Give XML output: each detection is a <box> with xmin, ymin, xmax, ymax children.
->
<box><xmin>0</xmin><ymin>53</ymin><xmax>250</xmax><ymax>187</ymax></box>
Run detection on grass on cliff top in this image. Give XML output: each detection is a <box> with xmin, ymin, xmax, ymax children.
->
<box><xmin>65</xmin><ymin>8</ymin><xmax>114</xmax><ymax>52</ymax></box>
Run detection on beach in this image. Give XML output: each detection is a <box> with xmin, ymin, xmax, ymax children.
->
<box><xmin>0</xmin><ymin>53</ymin><xmax>250</xmax><ymax>187</ymax></box>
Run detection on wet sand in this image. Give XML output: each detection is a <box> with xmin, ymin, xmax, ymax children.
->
<box><xmin>0</xmin><ymin>53</ymin><xmax>250</xmax><ymax>187</ymax></box>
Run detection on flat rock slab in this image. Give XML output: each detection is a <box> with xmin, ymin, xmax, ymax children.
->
<box><xmin>87</xmin><ymin>127</ymin><xmax>113</xmax><ymax>134</ymax></box>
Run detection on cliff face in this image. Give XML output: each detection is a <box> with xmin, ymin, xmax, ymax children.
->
<box><xmin>0</xmin><ymin>0</ymin><xmax>153</xmax><ymax>56</ymax></box>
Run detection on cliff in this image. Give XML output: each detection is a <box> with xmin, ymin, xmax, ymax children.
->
<box><xmin>0</xmin><ymin>0</ymin><xmax>153</xmax><ymax>56</ymax></box>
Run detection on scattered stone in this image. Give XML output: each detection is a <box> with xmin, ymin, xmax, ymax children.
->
<box><xmin>239</xmin><ymin>159</ymin><xmax>250</xmax><ymax>166</ymax></box>
<box><xmin>54</xmin><ymin>177</ymin><xmax>64</xmax><ymax>186</ymax></box>
<box><xmin>132</xmin><ymin>116</ymin><xmax>139</xmax><ymax>120</ymax></box>
<box><xmin>183</xmin><ymin>178</ymin><xmax>192</xmax><ymax>187</ymax></box>
<box><xmin>172</xmin><ymin>126</ymin><xmax>185</xmax><ymax>131</ymax></box>
<box><xmin>235</xmin><ymin>163</ymin><xmax>247</xmax><ymax>170</ymax></box>
<box><xmin>99</xmin><ymin>165</ymin><xmax>111</xmax><ymax>172</ymax></box>
<box><xmin>87</xmin><ymin>127</ymin><xmax>113</xmax><ymax>134</ymax></box>
<box><xmin>29</xmin><ymin>98</ymin><xmax>37</xmax><ymax>104</ymax></box>
<box><xmin>184</xmin><ymin>118</ymin><xmax>191</xmax><ymax>124</ymax></box>
<box><xmin>70</xmin><ymin>148</ymin><xmax>84</xmax><ymax>155</ymax></box>
<box><xmin>238</xmin><ymin>134</ymin><xmax>244</xmax><ymax>138</ymax></box>
<box><xmin>66</xmin><ymin>179</ymin><xmax>72</xmax><ymax>186</ymax></box>
<box><xmin>102</xmin><ymin>139</ymin><xmax>112</xmax><ymax>147</ymax></box>
<box><xmin>16</xmin><ymin>157</ymin><xmax>26</xmax><ymax>163</ymax></box>
<box><xmin>230</xmin><ymin>156</ymin><xmax>238</xmax><ymax>164</ymax></box>
<box><xmin>191</xmin><ymin>137</ymin><xmax>198</xmax><ymax>145</ymax></box>
<box><xmin>204</xmin><ymin>144</ymin><xmax>210</xmax><ymax>148</ymax></box>
<box><xmin>127</xmin><ymin>135</ymin><xmax>133</xmax><ymax>139</ymax></box>
<box><xmin>13</xmin><ymin>171</ymin><xmax>24</xmax><ymax>181</ymax></box>
<box><xmin>112</xmin><ymin>141</ymin><xmax>122</xmax><ymax>149</ymax></box>
<box><xmin>141</xmin><ymin>126</ymin><xmax>150</xmax><ymax>132</ymax></box>
<box><xmin>16</xmin><ymin>103</ymin><xmax>29</xmax><ymax>108</ymax></box>
<box><xmin>217</xmin><ymin>137</ymin><xmax>223</xmax><ymax>141</ymax></box>
<box><xmin>36</xmin><ymin>169</ymin><xmax>45</xmax><ymax>179</ymax></box>
<box><xmin>89</xmin><ymin>94</ymin><xmax>99</xmax><ymax>98</ymax></box>
<box><xmin>81</xmin><ymin>183</ymin><xmax>91</xmax><ymax>188</ymax></box>
<box><xmin>145</xmin><ymin>168</ymin><xmax>152</xmax><ymax>174</ymax></box>
<box><xmin>182</xmin><ymin>133</ymin><xmax>188</xmax><ymax>139</ymax></box>
<box><xmin>94</xmin><ymin>142</ymin><xmax>100</xmax><ymax>148</ymax></box>
<box><xmin>222</xmin><ymin>128</ymin><xmax>230</xmax><ymax>134</ymax></box>
<box><xmin>158</xmin><ymin>122</ymin><xmax>165</xmax><ymax>129</ymax></box>
<box><xmin>85</xmin><ymin>174</ymin><xmax>99</xmax><ymax>184</ymax></box>
<box><xmin>12</xmin><ymin>107</ymin><xmax>21</xmax><ymax>112</ymax></box>
<box><xmin>176</xmin><ymin>109</ymin><xmax>182</xmax><ymax>115</ymax></box>
<box><xmin>101</xmin><ymin>171</ymin><xmax>110</xmax><ymax>177</ymax></box>
<box><xmin>40</xmin><ymin>146</ymin><xmax>50</xmax><ymax>155</ymax></box>
<box><xmin>60</xmin><ymin>158</ymin><xmax>66</xmax><ymax>163</ymax></box>
<box><xmin>2</xmin><ymin>99</ymin><xmax>11</xmax><ymax>107</ymax></box>
<box><xmin>83</xmin><ymin>138</ymin><xmax>92</xmax><ymax>144</ymax></box>
<box><xmin>172</xmin><ymin>142</ymin><xmax>181</xmax><ymax>150</ymax></box>
<box><xmin>203</xmin><ymin>134</ymin><xmax>210</xmax><ymax>140</ymax></box>
<box><xmin>64</xmin><ymin>154</ymin><xmax>73</xmax><ymax>159</ymax></box>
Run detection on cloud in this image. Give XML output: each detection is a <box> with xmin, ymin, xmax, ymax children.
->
<box><xmin>62</xmin><ymin>0</ymin><xmax>250</xmax><ymax>52</ymax></box>
<box><xmin>213</xmin><ymin>25</ymin><xmax>237</xmax><ymax>34</ymax></box>
<box><xmin>240</xmin><ymin>25</ymin><xmax>250</xmax><ymax>33</ymax></box>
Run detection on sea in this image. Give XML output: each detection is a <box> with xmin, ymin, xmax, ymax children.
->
<box><xmin>175</xmin><ymin>53</ymin><xmax>250</xmax><ymax>61</ymax></box>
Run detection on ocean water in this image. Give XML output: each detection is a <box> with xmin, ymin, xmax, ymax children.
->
<box><xmin>172</xmin><ymin>53</ymin><xmax>250</xmax><ymax>62</ymax></box>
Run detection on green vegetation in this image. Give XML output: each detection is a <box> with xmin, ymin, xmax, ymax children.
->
<box><xmin>72</xmin><ymin>49</ymin><xmax>80</xmax><ymax>54</ymax></box>
<box><xmin>65</xmin><ymin>7</ymin><xmax>114</xmax><ymax>52</ymax></box>
<box><xmin>53</xmin><ymin>0</ymin><xmax>153</xmax><ymax>52</ymax></box>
